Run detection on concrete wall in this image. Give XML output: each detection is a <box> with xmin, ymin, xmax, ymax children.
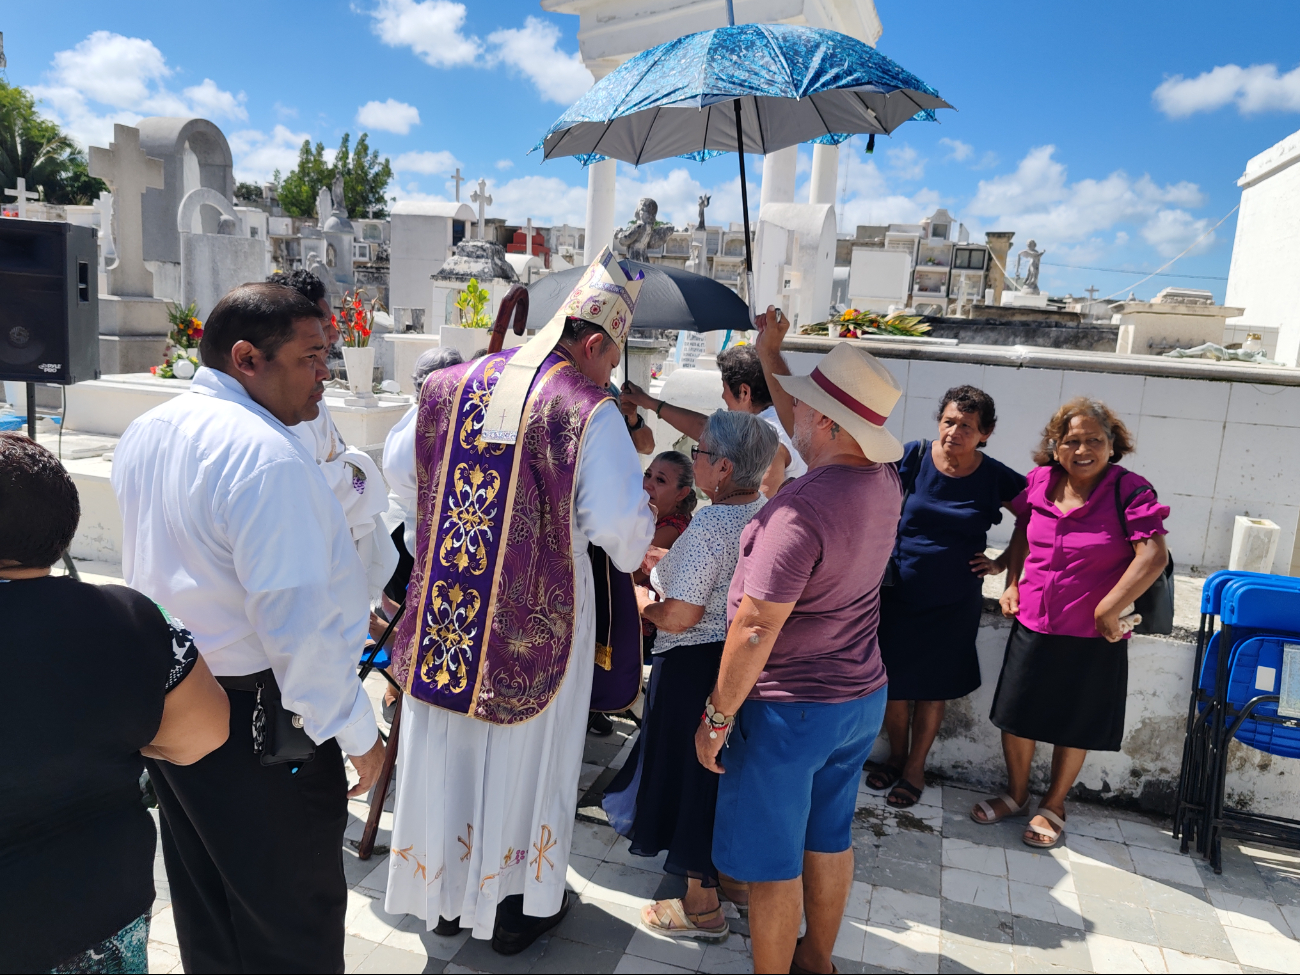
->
<box><xmin>1226</xmin><ymin>128</ymin><xmax>1300</xmax><ymax>366</ymax></box>
<box><xmin>783</xmin><ymin>340</ymin><xmax>1300</xmax><ymax>574</ymax></box>
<box><xmin>892</xmin><ymin>615</ymin><xmax>1298</xmax><ymax>816</ymax></box>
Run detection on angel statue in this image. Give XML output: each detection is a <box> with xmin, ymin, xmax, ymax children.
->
<box><xmin>1014</xmin><ymin>239</ymin><xmax>1045</xmax><ymax>295</ymax></box>
<box><xmin>696</xmin><ymin>193</ymin><xmax>711</xmax><ymax>231</ymax></box>
<box><xmin>615</xmin><ymin>197</ymin><xmax>675</xmax><ymax>262</ymax></box>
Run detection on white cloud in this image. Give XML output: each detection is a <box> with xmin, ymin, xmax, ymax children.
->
<box><xmin>486</xmin><ymin>17</ymin><xmax>594</xmax><ymax>105</ymax></box>
<box><xmin>368</xmin><ymin>0</ymin><xmax>480</xmax><ymax>68</ymax></box>
<box><xmin>835</xmin><ymin>151</ymin><xmax>941</xmax><ymax>229</ymax></box>
<box><xmin>228</xmin><ymin>125</ymin><xmax>311</xmax><ymax>182</ymax></box>
<box><xmin>392</xmin><ymin>150</ymin><xmax>462</xmax><ymax>175</ymax></box>
<box><xmin>939</xmin><ymin>137</ymin><xmax>972</xmax><ymax>162</ymax></box>
<box><xmin>886</xmin><ymin>144</ymin><xmax>925</xmax><ymax>181</ymax></box>
<box><xmin>1154</xmin><ymin>63</ymin><xmax>1300</xmax><ymax>118</ymax></box>
<box><xmin>366</xmin><ymin>4</ymin><xmax>591</xmax><ymax>106</ymax></box>
<box><xmin>30</xmin><ymin>31</ymin><xmax>246</xmax><ymax>151</ymax></box>
<box><xmin>356</xmin><ymin>98</ymin><xmax>421</xmax><ymax>134</ymax></box>
<box><xmin>967</xmin><ymin>145</ymin><xmax>1214</xmax><ymax>258</ymax></box>
<box><xmin>486</xmin><ymin>174</ymin><xmax>590</xmax><ymax>226</ymax></box>
<box><xmin>496</xmin><ymin>159</ymin><xmax>515</xmax><ymax>170</ymax></box>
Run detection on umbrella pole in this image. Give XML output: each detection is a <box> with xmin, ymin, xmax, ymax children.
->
<box><xmin>732</xmin><ymin>98</ymin><xmax>755</xmax><ymax>320</ymax></box>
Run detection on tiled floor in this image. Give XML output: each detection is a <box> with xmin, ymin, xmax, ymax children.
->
<box><xmin>142</xmin><ymin>700</ymin><xmax>1300</xmax><ymax>974</ymax></box>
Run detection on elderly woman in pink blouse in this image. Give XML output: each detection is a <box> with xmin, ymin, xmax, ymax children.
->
<box><xmin>970</xmin><ymin>397</ymin><xmax>1170</xmax><ymax>849</ymax></box>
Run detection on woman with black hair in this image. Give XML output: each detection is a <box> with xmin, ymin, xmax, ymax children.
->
<box><xmin>867</xmin><ymin>386</ymin><xmax>1027</xmax><ymax>808</ymax></box>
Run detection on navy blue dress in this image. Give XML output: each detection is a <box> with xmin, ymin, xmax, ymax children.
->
<box><xmin>878</xmin><ymin>441</ymin><xmax>1027</xmax><ymax>701</ymax></box>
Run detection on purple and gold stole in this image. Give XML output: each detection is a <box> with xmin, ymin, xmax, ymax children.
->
<box><xmin>390</xmin><ymin>347</ymin><xmax>637</xmax><ymax>725</ymax></box>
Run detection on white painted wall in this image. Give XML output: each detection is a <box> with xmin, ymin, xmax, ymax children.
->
<box><xmin>783</xmin><ymin>349</ymin><xmax>1300</xmax><ymax>574</ymax></box>
<box><xmin>1226</xmin><ymin>128</ymin><xmax>1300</xmax><ymax>365</ymax></box>
<box><xmin>389</xmin><ymin>202</ymin><xmax>475</xmax><ymax>328</ymax></box>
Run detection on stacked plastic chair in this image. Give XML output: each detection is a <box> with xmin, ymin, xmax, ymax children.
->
<box><xmin>1172</xmin><ymin>570</ymin><xmax>1300</xmax><ymax>871</ymax></box>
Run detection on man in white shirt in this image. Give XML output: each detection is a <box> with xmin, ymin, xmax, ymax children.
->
<box><xmin>112</xmin><ymin>283</ymin><xmax>385</xmax><ymax>973</ymax></box>
<box><xmin>269</xmin><ymin>270</ymin><xmax>397</xmax><ymax>606</ymax></box>
<box><xmin>622</xmin><ymin>344</ymin><xmax>807</xmax><ymax>497</ymax></box>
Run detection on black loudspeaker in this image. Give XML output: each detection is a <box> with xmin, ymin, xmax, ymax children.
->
<box><xmin>0</xmin><ymin>218</ymin><xmax>100</xmax><ymax>385</ymax></box>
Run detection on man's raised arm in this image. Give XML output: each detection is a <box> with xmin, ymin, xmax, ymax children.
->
<box><xmin>754</xmin><ymin>306</ymin><xmax>795</xmax><ymax>437</ymax></box>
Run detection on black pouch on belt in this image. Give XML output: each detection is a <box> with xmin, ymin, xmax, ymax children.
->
<box><xmin>218</xmin><ymin>670</ymin><xmax>317</xmax><ymax>767</ymax></box>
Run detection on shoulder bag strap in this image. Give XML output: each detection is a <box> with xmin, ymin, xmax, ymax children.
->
<box><xmin>1112</xmin><ymin>467</ymin><xmax>1156</xmax><ymax>540</ymax></box>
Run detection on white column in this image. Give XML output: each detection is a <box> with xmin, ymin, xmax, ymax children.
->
<box><xmin>808</xmin><ymin>143</ymin><xmax>839</xmax><ymax>205</ymax></box>
<box><xmin>759</xmin><ymin>145</ymin><xmax>798</xmax><ymax>209</ymax></box>
<box><xmin>583</xmin><ymin>157</ymin><xmax>617</xmax><ymax>263</ymax></box>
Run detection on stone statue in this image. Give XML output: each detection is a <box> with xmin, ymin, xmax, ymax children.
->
<box><xmin>1015</xmin><ymin>239</ymin><xmax>1045</xmax><ymax>295</ymax></box>
<box><xmin>331</xmin><ymin>174</ymin><xmax>347</xmax><ymax>216</ymax></box>
<box><xmin>614</xmin><ymin>197</ymin><xmax>674</xmax><ymax>262</ymax></box>
<box><xmin>696</xmin><ymin>193</ymin><xmax>711</xmax><ymax>231</ymax></box>
<box><xmin>316</xmin><ymin>185</ymin><xmax>332</xmax><ymax>222</ymax></box>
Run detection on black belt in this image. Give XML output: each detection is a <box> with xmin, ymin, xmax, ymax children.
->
<box><xmin>215</xmin><ymin>669</ymin><xmax>277</xmax><ymax>695</ymax></box>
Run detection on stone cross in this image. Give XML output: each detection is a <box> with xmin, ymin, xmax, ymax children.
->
<box><xmin>470</xmin><ymin>178</ymin><xmax>492</xmax><ymax>240</ymax></box>
<box><xmin>93</xmin><ymin>191</ymin><xmax>116</xmax><ymax>270</ymax></box>
<box><xmin>89</xmin><ymin>124</ymin><xmax>165</xmax><ymax>297</ymax></box>
<box><xmin>525</xmin><ymin>218</ymin><xmax>533</xmax><ymax>257</ymax></box>
<box><xmin>1085</xmin><ymin>285</ymin><xmax>1100</xmax><ymax>301</ymax></box>
<box><xmin>4</xmin><ymin>176</ymin><xmax>38</xmax><ymax>219</ymax></box>
<box><xmin>452</xmin><ymin>167</ymin><xmax>465</xmax><ymax>202</ymax></box>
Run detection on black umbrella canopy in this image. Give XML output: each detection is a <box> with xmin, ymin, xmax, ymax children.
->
<box><xmin>525</xmin><ymin>260</ymin><xmax>752</xmax><ymax>334</ymax></box>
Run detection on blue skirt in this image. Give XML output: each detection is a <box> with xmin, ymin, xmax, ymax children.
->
<box><xmin>877</xmin><ymin>589</ymin><xmax>983</xmax><ymax>701</ymax></box>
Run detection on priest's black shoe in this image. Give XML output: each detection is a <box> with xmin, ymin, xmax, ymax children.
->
<box><xmin>433</xmin><ymin>915</ymin><xmax>461</xmax><ymax>937</ymax></box>
<box><xmin>587</xmin><ymin>711</ymin><xmax>613</xmax><ymax>736</ymax></box>
<box><xmin>491</xmin><ymin>892</ymin><xmax>572</xmax><ymax>955</ymax></box>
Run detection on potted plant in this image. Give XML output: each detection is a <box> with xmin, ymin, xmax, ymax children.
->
<box><xmin>439</xmin><ymin>278</ymin><xmax>493</xmax><ymax>360</ymax></box>
<box><xmin>339</xmin><ymin>288</ymin><xmax>379</xmax><ymax>404</ymax></box>
<box><xmin>801</xmin><ymin>309</ymin><xmax>931</xmax><ymax>339</ymax></box>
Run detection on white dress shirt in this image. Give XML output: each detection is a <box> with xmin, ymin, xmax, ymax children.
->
<box><xmin>386</xmin><ymin>397</ymin><xmax>654</xmax><ymax>573</ymax></box>
<box><xmin>759</xmin><ymin>403</ymin><xmax>808</xmax><ymax>480</ymax></box>
<box><xmin>112</xmin><ymin>367</ymin><xmax>378</xmax><ymax>756</ymax></box>
<box><xmin>383</xmin><ymin>404</ymin><xmax>418</xmax><ymax>554</ymax></box>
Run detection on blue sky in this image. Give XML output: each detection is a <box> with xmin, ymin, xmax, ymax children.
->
<box><xmin>4</xmin><ymin>0</ymin><xmax>1300</xmax><ymax>301</ymax></box>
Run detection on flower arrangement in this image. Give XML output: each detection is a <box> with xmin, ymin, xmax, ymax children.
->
<box><xmin>151</xmin><ymin>351</ymin><xmax>199</xmax><ymax>380</ymax></box>
<box><xmin>167</xmin><ymin>301</ymin><xmax>203</xmax><ymax>349</ymax></box>
<box><xmin>339</xmin><ymin>288</ymin><xmax>381</xmax><ymax>348</ymax></box>
<box><xmin>454</xmin><ymin>278</ymin><xmax>492</xmax><ymax>328</ymax></box>
<box><xmin>801</xmin><ymin>309</ymin><xmax>931</xmax><ymax>339</ymax></box>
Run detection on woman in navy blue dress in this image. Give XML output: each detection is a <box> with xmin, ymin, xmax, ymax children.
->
<box><xmin>868</xmin><ymin>386</ymin><xmax>1027</xmax><ymax>807</ymax></box>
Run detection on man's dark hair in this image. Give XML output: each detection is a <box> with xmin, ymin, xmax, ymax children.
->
<box><xmin>717</xmin><ymin>346</ymin><xmax>772</xmax><ymax>408</ymax></box>
<box><xmin>0</xmin><ymin>433</ymin><xmax>80</xmax><ymax>569</ymax></box>
<box><xmin>937</xmin><ymin>385</ymin><xmax>998</xmax><ymax>446</ymax></box>
<box><xmin>561</xmin><ymin>316</ymin><xmax>615</xmax><ymax>352</ymax></box>
<box><xmin>199</xmin><ymin>282</ymin><xmax>325</xmax><ymax>368</ymax></box>
<box><xmin>267</xmin><ymin>269</ymin><xmax>327</xmax><ymax>306</ymax></box>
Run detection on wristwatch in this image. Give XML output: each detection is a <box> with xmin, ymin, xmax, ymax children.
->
<box><xmin>628</xmin><ymin>414</ymin><xmax>646</xmax><ymax>432</ymax></box>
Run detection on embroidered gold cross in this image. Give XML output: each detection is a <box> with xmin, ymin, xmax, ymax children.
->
<box><xmin>458</xmin><ymin>824</ymin><xmax>474</xmax><ymax>862</ymax></box>
<box><xmin>531</xmin><ymin>824</ymin><xmax>556</xmax><ymax>882</ymax></box>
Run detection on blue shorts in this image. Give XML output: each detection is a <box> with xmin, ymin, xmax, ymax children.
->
<box><xmin>712</xmin><ymin>687</ymin><xmax>887</xmax><ymax>882</ymax></box>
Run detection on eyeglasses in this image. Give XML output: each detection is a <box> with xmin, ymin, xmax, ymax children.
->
<box><xmin>690</xmin><ymin>446</ymin><xmax>717</xmax><ymax>461</ymax></box>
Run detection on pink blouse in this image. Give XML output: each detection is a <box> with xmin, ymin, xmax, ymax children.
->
<box><xmin>1008</xmin><ymin>464</ymin><xmax>1169</xmax><ymax>639</ymax></box>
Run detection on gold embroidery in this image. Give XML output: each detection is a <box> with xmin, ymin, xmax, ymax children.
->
<box><xmin>459</xmin><ymin>359</ymin><xmax>508</xmax><ymax>456</ymax></box>
<box><xmin>439</xmin><ymin>463</ymin><xmax>501</xmax><ymax>574</ymax></box>
<box><xmin>458</xmin><ymin>824</ymin><xmax>474</xmax><ymax>862</ymax></box>
<box><xmin>595</xmin><ymin>643</ymin><xmax>613</xmax><ymax>671</ymax></box>
<box><xmin>393</xmin><ymin>844</ymin><xmax>428</xmax><ymax>880</ymax></box>
<box><xmin>531</xmin><ymin>825</ymin><xmax>556</xmax><ymax>882</ymax></box>
<box><xmin>419</xmin><ymin>582</ymin><xmax>482</xmax><ymax>693</ymax></box>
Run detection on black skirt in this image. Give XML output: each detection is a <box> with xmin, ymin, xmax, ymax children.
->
<box><xmin>878</xmin><ymin>589</ymin><xmax>983</xmax><ymax>701</ymax></box>
<box><xmin>605</xmin><ymin>641</ymin><xmax>723</xmax><ymax>884</ymax></box>
<box><xmin>989</xmin><ymin>621</ymin><xmax>1128</xmax><ymax>751</ymax></box>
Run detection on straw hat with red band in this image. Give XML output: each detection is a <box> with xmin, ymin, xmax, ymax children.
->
<box><xmin>773</xmin><ymin>343</ymin><xmax>904</xmax><ymax>463</ymax></box>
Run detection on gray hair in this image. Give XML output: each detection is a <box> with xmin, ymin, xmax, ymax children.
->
<box><xmin>412</xmin><ymin>346</ymin><xmax>464</xmax><ymax>387</ymax></box>
<box><xmin>701</xmin><ymin>409</ymin><xmax>779</xmax><ymax>490</ymax></box>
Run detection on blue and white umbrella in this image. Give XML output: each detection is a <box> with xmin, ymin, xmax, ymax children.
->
<box><xmin>532</xmin><ymin>18</ymin><xmax>953</xmax><ymax>296</ymax></box>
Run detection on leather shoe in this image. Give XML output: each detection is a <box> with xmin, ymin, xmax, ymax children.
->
<box><xmin>491</xmin><ymin>892</ymin><xmax>572</xmax><ymax>955</ymax></box>
<box><xmin>433</xmin><ymin>915</ymin><xmax>461</xmax><ymax>937</ymax></box>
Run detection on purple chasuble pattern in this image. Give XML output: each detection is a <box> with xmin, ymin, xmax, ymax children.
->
<box><xmin>391</xmin><ymin>347</ymin><xmax>611</xmax><ymax>725</ymax></box>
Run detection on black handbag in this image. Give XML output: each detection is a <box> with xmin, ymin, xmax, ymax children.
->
<box><xmin>1114</xmin><ymin>471</ymin><xmax>1175</xmax><ymax>635</ymax></box>
<box><xmin>882</xmin><ymin>440</ymin><xmax>927</xmax><ymax>587</ymax></box>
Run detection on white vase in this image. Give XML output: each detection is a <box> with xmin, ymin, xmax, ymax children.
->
<box><xmin>342</xmin><ymin>345</ymin><xmax>377</xmax><ymax>405</ymax></box>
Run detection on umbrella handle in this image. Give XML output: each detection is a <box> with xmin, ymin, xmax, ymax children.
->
<box><xmin>487</xmin><ymin>284</ymin><xmax>530</xmax><ymax>355</ymax></box>
<box><xmin>733</xmin><ymin>99</ymin><xmax>757</xmax><ymax>323</ymax></box>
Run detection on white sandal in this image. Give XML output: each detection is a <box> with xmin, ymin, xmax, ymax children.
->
<box><xmin>970</xmin><ymin>793</ymin><xmax>1030</xmax><ymax>824</ymax></box>
<box><xmin>1024</xmin><ymin>808</ymin><xmax>1066</xmax><ymax>849</ymax></box>
<box><xmin>640</xmin><ymin>899</ymin><xmax>730</xmax><ymax>943</ymax></box>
